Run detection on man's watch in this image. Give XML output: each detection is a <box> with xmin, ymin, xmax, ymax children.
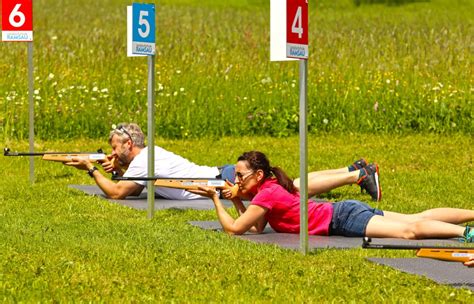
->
<box><xmin>87</xmin><ymin>166</ymin><xmax>98</xmax><ymax>177</ymax></box>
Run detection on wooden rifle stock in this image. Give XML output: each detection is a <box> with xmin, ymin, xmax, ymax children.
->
<box><xmin>113</xmin><ymin>176</ymin><xmax>239</xmax><ymax>198</ymax></box>
<box><xmin>4</xmin><ymin>147</ymin><xmax>120</xmax><ymax>173</ymax></box>
<box><xmin>362</xmin><ymin>237</ymin><xmax>474</xmax><ymax>263</ymax></box>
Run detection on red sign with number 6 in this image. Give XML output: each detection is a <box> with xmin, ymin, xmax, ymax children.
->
<box><xmin>2</xmin><ymin>0</ymin><xmax>33</xmax><ymax>41</ymax></box>
<box><xmin>286</xmin><ymin>0</ymin><xmax>308</xmax><ymax>59</ymax></box>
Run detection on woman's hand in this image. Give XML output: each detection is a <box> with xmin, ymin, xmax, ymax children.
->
<box><xmin>221</xmin><ymin>180</ymin><xmax>237</xmax><ymax>199</ymax></box>
<box><xmin>464</xmin><ymin>256</ymin><xmax>474</xmax><ymax>267</ymax></box>
<box><xmin>187</xmin><ymin>186</ymin><xmax>219</xmax><ymax>198</ymax></box>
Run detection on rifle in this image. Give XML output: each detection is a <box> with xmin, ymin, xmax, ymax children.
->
<box><xmin>4</xmin><ymin>147</ymin><xmax>109</xmax><ymax>163</ymax></box>
<box><xmin>113</xmin><ymin>176</ymin><xmax>239</xmax><ymax>198</ymax></box>
<box><xmin>362</xmin><ymin>237</ymin><xmax>474</xmax><ymax>263</ymax></box>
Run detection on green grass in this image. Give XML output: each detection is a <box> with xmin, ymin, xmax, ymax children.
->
<box><xmin>1</xmin><ymin>134</ymin><xmax>473</xmax><ymax>302</ymax></box>
<box><xmin>0</xmin><ymin>0</ymin><xmax>472</xmax><ymax>139</ymax></box>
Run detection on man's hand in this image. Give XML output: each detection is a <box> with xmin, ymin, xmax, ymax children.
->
<box><xmin>64</xmin><ymin>157</ymin><xmax>94</xmax><ymax>171</ymax></box>
<box><xmin>100</xmin><ymin>155</ymin><xmax>122</xmax><ymax>175</ymax></box>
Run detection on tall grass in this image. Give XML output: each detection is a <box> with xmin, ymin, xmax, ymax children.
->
<box><xmin>0</xmin><ymin>0</ymin><xmax>472</xmax><ymax>140</ymax></box>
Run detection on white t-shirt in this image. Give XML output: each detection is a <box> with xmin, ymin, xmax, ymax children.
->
<box><xmin>123</xmin><ymin>146</ymin><xmax>219</xmax><ymax>199</ymax></box>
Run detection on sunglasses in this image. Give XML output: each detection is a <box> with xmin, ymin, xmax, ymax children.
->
<box><xmin>114</xmin><ymin>125</ymin><xmax>133</xmax><ymax>143</ymax></box>
<box><xmin>235</xmin><ymin>170</ymin><xmax>254</xmax><ymax>181</ymax></box>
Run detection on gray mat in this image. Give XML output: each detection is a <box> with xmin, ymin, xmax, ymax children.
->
<box><xmin>367</xmin><ymin>258</ymin><xmax>474</xmax><ymax>291</ymax></box>
<box><xmin>189</xmin><ymin>221</ymin><xmax>465</xmax><ymax>250</ymax></box>
<box><xmin>69</xmin><ymin>185</ymin><xmax>234</xmax><ymax>210</ymax></box>
<box><xmin>189</xmin><ymin>220</ymin><xmax>362</xmax><ymax>249</ymax></box>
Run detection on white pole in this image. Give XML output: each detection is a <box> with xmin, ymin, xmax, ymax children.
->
<box><xmin>27</xmin><ymin>41</ymin><xmax>35</xmax><ymax>183</ymax></box>
<box><xmin>147</xmin><ymin>55</ymin><xmax>155</xmax><ymax>219</ymax></box>
<box><xmin>299</xmin><ymin>59</ymin><xmax>308</xmax><ymax>254</ymax></box>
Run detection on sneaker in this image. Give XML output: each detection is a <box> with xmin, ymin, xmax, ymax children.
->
<box><xmin>463</xmin><ymin>226</ymin><xmax>474</xmax><ymax>243</ymax></box>
<box><xmin>357</xmin><ymin>163</ymin><xmax>382</xmax><ymax>202</ymax></box>
<box><xmin>351</xmin><ymin>158</ymin><xmax>368</xmax><ymax>170</ymax></box>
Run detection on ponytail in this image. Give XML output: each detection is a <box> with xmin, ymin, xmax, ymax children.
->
<box><xmin>270</xmin><ymin>167</ymin><xmax>297</xmax><ymax>194</ymax></box>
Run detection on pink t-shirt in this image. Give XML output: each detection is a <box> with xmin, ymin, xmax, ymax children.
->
<box><xmin>251</xmin><ymin>179</ymin><xmax>334</xmax><ymax>235</ymax></box>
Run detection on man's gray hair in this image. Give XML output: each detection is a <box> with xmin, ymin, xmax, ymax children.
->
<box><xmin>108</xmin><ymin>123</ymin><xmax>145</xmax><ymax>148</ymax></box>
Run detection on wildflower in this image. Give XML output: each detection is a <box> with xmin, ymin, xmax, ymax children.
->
<box><xmin>92</xmin><ymin>87</ymin><xmax>98</xmax><ymax>92</ymax></box>
<box><xmin>180</xmin><ymin>88</ymin><xmax>184</xmax><ymax>92</ymax></box>
<box><xmin>323</xmin><ymin>118</ymin><xmax>329</xmax><ymax>124</ymax></box>
<box><xmin>34</xmin><ymin>89</ymin><xmax>40</xmax><ymax>95</ymax></box>
<box><xmin>101</xmin><ymin>88</ymin><xmax>108</xmax><ymax>93</ymax></box>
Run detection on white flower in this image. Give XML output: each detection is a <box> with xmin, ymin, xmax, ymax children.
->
<box><xmin>92</xmin><ymin>87</ymin><xmax>98</xmax><ymax>92</ymax></box>
<box><xmin>34</xmin><ymin>89</ymin><xmax>40</xmax><ymax>95</ymax></box>
<box><xmin>323</xmin><ymin>118</ymin><xmax>329</xmax><ymax>124</ymax></box>
<box><xmin>100</xmin><ymin>88</ymin><xmax>108</xmax><ymax>93</ymax></box>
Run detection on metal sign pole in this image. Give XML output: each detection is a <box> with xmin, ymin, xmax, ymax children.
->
<box><xmin>147</xmin><ymin>54</ymin><xmax>156</xmax><ymax>219</ymax></box>
<box><xmin>299</xmin><ymin>58</ymin><xmax>308</xmax><ymax>254</ymax></box>
<box><xmin>27</xmin><ymin>41</ymin><xmax>35</xmax><ymax>183</ymax></box>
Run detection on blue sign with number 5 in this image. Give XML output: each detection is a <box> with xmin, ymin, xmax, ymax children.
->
<box><xmin>132</xmin><ymin>3</ymin><xmax>155</xmax><ymax>55</ymax></box>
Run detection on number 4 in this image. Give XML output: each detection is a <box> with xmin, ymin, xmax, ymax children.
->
<box><xmin>291</xmin><ymin>6</ymin><xmax>303</xmax><ymax>39</ymax></box>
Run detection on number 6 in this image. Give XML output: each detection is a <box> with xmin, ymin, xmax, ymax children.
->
<box><xmin>9</xmin><ymin>4</ymin><xmax>26</xmax><ymax>28</ymax></box>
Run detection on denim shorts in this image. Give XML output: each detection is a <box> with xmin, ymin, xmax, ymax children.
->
<box><xmin>217</xmin><ymin>164</ymin><xmax>235</xmax><ymax>182</ymax></box>
<box><xmin>329</xmin><ymin>200</ymin><xmax>384</xmax><ymax>237</ymax></box>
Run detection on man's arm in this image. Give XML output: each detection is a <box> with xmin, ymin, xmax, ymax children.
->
<box><xmin>65</xmin><ymin>158</ymin><xmax>144</xmax><ymax>199</ymax></box>
<box><xmin>90</xmin><ymin>169</ymin><xmax>144</xmax><ymax>199</ymax></box>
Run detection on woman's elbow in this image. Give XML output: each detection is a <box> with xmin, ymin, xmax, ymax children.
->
<box><xmin>224</xmin><ymin>226</ymin><xmax>247</xmax><ymax>235</ymax></box>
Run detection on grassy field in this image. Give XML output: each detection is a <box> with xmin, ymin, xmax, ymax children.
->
<box><xmin>1</xmin><ymin>134</ymin><xmax>473</xmax><ymax>302</ymax></box>
<box><xmin>0</xmin><ymin>0</ymin><xmax>472</xmax><ymax>139</ymax></box>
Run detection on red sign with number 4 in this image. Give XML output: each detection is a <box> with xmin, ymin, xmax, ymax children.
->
<box><xmin>286</xmin><ymin>0</ymin><xmax>308</xmax><ymax>59</ymax></box>
<box><xmin>2</xmin><ymin>0</ymin><xmax>33</xmax><ymax>41</ymax></box>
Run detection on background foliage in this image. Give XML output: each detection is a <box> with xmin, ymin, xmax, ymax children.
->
<box><xmin>0</xmin><ymin>0</ymin><xmax>472</xmax><ymax>140</ymax></box>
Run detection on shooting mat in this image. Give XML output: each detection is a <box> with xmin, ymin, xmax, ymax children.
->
<box><xmin>367</xmin><ymin>258</ymin><xmax>474</xmax><ymax>291</ymax></box>
<box><xmin>189</xmin><ymin>221</ymin><xmax>465</xmax><ymax>250</ymax></box>
<box><xmin>69</xmin><ymin>184</ymin><xmax>234</xmax><ymax>210</ymax></box>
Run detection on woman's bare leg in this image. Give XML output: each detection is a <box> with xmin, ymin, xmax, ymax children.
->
<box><xmin>294</xmin><ymin>170</ymin><xmax>359</xmax><ymax>197</ymax></box>
<box><xmin>365</xmin><ymin>215</ymin><xmax>466</xmax><ymax>239</ymax></box>
<box><xmin>383</xmin><ymin>208</ymin><xmax>474</xmax><ymax>224</ymax></box>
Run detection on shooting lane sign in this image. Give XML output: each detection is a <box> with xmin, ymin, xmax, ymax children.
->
<box><xmin>131</xmin><ymin>2</ymin><xmax>155</xmax><ymax>56</ymax></box>
<box><xmin>286</xmin><ymin>0</ymin><xmax>308</xmax><ymax>59</ymax></box>
<box><xmin>1</xmin><ymin>0</ymin><xmax>33</xmax><ymax>41</ymax></box>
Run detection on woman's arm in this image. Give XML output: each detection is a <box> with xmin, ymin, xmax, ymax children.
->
<box><xmin>189</xmin><ymin>187</ymin><xmax>267</xmax><ymax>235</ymax></box>
<box><xmin>211</xmin><ymin>194</ymin><xmax>267</xmax><ymax>235</ymax></box>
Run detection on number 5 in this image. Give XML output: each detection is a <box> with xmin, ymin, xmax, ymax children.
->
<box><xmin>9</xmin><ymin>4</ymin><xmax>26</xmax><ymax>28</ymax></box>
<box><xmin>138</xmin><ymin>10</ymin><xmax>150</xmax><ymax>38</ymax></box>
<box><xmin>291</xmin><ymin>6</ymin><xmax>303</xmax><ymax>39</ymax></box>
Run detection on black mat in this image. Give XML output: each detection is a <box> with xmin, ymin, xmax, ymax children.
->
<box><xmin>367</xmin><ymin>258</ymin><xmax>474</xmax><ymax>291</ymax></box>
<box><xmin>189</xmin><ymin>221</ymin><xmax>465</xmax><ymax>250</ymax></box>
<box><xmin>69</xmin><ymin>185</ymin><xmax>234</xmax><ymax>210</ymax></box>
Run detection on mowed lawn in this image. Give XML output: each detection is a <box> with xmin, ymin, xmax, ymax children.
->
<box><xmin>1</xmin><ymin>134</ymin><xmax>472</xmax><ymax>302</ymax></box>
